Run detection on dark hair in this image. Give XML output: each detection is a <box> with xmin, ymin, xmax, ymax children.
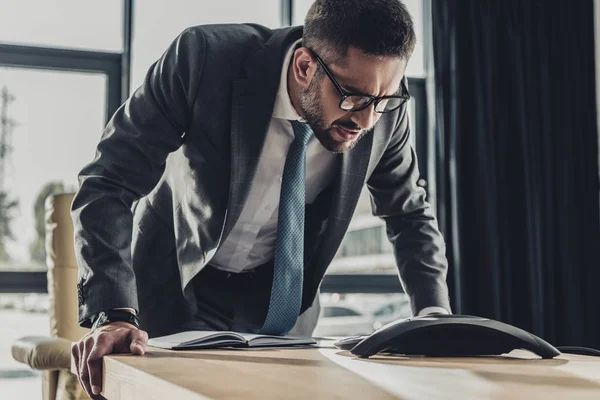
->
<box><xmin>303</xmin><ymin>0</ymin><xmax>416</xmax><ymax>64</ymax></box>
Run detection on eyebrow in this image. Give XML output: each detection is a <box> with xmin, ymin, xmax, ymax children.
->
<box><xmin>338</xmin><ymin>82</ymin><xmax>365</xmax><ymax>94</ymax></box>
<box><xmin>391</xmin><ymin>85</ymin><xmax>403</xmax><ymax>96</ymax></box>
<box><xmin>340</xmin><ymin>82</ymin><xmax>403</xmax><ymax>97</ymax></box>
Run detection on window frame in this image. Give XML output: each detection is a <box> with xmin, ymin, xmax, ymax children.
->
<box><xmin>0</xmin><ymin>0</ymin><xmax>132</xmax><ymax>293</ymax></box>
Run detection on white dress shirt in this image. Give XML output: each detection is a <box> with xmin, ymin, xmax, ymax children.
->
<box><xmin>210</xmin><ymin>39</ymin><xmax>337</xmax><ymax>273</ymax></box>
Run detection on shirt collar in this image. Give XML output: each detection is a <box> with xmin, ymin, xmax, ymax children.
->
<box><xmin>272</xmin><ymin>38</ymin><xmax>305</xmax><ymax>122</ymax></box>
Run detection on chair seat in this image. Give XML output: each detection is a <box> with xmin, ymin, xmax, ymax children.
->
<box><xmin>12</xmin><ymin>336</ymin><xmax>72</xmax><ymax>370</ymax></box>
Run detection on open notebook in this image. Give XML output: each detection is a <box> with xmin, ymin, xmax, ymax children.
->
<box><xmin>148</xmin><ymin>330</ymin><xmax>316</xmax><ymax>350</ymax></box>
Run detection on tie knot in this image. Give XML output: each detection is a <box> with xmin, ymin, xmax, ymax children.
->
<box><xmin>290</xmin><ymin>120</ymin><xmax>313</xmax><ymax>145</ymax></box>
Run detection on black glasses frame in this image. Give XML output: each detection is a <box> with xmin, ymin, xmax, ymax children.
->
<box><xmin>311</xmin><ymin>51</ymin><xmax>410</xmax><ymax>113</ymax></box>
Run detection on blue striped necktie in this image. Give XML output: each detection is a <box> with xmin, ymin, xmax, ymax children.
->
<box><xmin>255</xmin><ymin>120</ymin><xmax>313</xmax><ymax>335</ymax></box>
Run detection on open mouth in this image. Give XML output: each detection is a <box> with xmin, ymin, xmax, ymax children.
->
<box><xmin>334</xmin><ymin>126</ymin><xmax>361</xmax><ymax>141</ymax></box>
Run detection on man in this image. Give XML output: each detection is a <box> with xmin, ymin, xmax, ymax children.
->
<box><xmin>72</xmin><ymin>0</ymin><xmax>451</xmax><ymax>397</ymax></box>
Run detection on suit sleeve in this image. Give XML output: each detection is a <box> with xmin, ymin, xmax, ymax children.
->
<box><xmin>366</xmin><ymin>103</ymin><xmax>452</xmax><ymax>315</ymax></box>
<box><xmin>71</xmin><ymin>28</ymin><xmax>207</xmax><ymax>327</ymax></box>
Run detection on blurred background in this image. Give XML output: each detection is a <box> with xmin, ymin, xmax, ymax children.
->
<box><xmin>0</xmin><ymin>0</ymin><xmax>599</xmax><ymax>398</ymax></box>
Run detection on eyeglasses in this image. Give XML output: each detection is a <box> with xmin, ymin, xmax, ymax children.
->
<box><xmin>311</xmin><ymin>51</ymin><xmax>410</xmax><ymax>113</ymax></box>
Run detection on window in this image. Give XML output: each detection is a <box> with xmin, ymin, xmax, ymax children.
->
<box><xmin>130</xmin><ymin>0</ymin><xmax>281</xmax><ymax>91</ymax></box>
<box><xmin>0</xmin><ymin>64</ymin><xmax>117</xmax><ymax>398</ymax></box>
<box><xmin>0</xmin><ymin>68</ymin><xmax>107</xmax><ymax>271</ymax></box>
<box><xmin>0</xmin><ymin>0</ymin><xmax>123</xmax><ymax>52</ymax></box>
<box><xmin>0</xmin><ymin>3</ymin><xmax>125</xmax><ymax>395</ymax></box>
<box><xmin>373</xmin><ymin>304</ymin><xmax>396</xmax><ymax>317</ymax></box>
<box><xmin>337</xmin><ymin>227</ymin><xmax>382</xmax><ymax>258</ymax></box>
<box><xmin>323</xmin><ymin>306</ymin><xmax>362</xmax><ymax>318</ymax></box>
<box><xmin>314</xmin><ymin>293</ymin><xmax>411</xmax><ymax>336</ymax></box>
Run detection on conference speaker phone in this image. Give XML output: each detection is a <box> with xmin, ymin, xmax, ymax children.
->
<box><xmin>334</xmin><ymin>314</ymin><xmax>562</xmax><ymax>359</ymax></box>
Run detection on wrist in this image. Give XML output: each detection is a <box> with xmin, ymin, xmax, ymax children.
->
<box><xmin>113</xmin><ymin>307</ymin><xmax>137</xmax><ymax>316</ymax></box>
<box><xmin>91</xmin><ymin>310</ymin><xmax>140</xmax><ymax>331</ymax></box>
<box><xmin>94</xmin><ymin>321</ymin><xmax>139</xmax><ymax>331</ymax></box>
<box><xmin>417</xmin><ymin>306</ymin><xmax>449</xmax><ymax>317</ymax></box>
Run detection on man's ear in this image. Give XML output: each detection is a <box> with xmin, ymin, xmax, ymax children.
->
<box><xmin>292</xmin><ymin>47</ymin><xmax>318</xmax><ymax>89</ymax></box>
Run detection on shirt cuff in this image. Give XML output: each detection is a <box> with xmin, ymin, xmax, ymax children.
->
<box><xmin>417</xmin><ymin>306</ymin><xmax>450</xmax><ymax>316</ymax></box>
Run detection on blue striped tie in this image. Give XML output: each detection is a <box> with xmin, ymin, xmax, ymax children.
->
<box><xmin>255</xmin><ymin>120</ymin><xmax>313</xmax><ymax>335</ymax></box>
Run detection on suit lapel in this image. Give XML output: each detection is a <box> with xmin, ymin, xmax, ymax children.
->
<box><xmin>222</xmin><ymin>26</ymin><xmax>303</xmax><ymax>243</ymax></box>
<box><xmin>222</xmin><ymin>82</ymin><xmax>273</xmax><ymax>242</ymax></box>
<box><xmin>305</xmin><ymin>132</ymin><xmax>374</xmax><ymax>297</ymax></box>
<box><xmin>332</xmin><ymin>133</ymin><xmax>374</xmax><ymax>221</ymax></box>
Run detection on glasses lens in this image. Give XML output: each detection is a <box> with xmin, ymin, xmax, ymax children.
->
<box><xmin>374</xmin><ymin>97</ymin><xmax>407</xmax><ymax>113</ymax></box>
<box><xmin>341</xmin><ymin>95</ymin><xmax>372</xmax><ymax>111</ymax></box>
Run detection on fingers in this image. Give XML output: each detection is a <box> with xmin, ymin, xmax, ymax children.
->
<box><xmin>87</xmin><ymin>334</ymin><xmax>114</xmax><ymax>396</ymax></box>
<box><xmin>71</xmin><ymin>341</ymin><xmax>80</xmax><ymax>375</ymax></box>
<box><xmin>77</xmin><ymin>338</ymin><xmax>95</xmax><ymax>398</ymax></box>
<box><xmin>72</xmin><ymin>339</ymin><xmax>105</xmax><ymax>399</ymax></box>
<box><xmin>73</xmin><ymin>324</ymin><xmax>149</xmax><ymax>399</ymax></box>
<box><xmin>129</xmin><ymin>329</ymin><xmax>149</xmax><ymax>355</ymax></box>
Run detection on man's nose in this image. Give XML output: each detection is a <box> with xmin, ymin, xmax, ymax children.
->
<box><xmin>350</xmin><ymin>104</ymin><xmax>378</xmax><ymax>130</ymax></box>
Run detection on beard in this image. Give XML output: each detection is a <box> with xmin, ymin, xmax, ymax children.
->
<box><xmin>300</xmin><ymin>76</ymin><xmax>370</xmax><ymax>153</ymax></box>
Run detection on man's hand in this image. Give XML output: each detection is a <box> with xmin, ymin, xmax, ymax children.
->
<box><xmin>416</xmin><ymin>306</ymin><xmax>450</xmax><ymax>317</ymax></box>
<box><xmin>71</xmin><ymin>322</ymin><xmax>148</xmax><ymax>399</ymax></box>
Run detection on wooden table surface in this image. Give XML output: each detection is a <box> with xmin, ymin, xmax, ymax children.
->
<box><xmin>100</xmin><ymin>342</ymin><xmax>600</xmax><ymax>400</ymax></box>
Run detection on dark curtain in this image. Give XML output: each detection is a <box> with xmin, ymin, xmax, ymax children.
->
<box><xmin>432</xmin><ymin>0</ymin><xmax>600</xmax><ymax>349</ymax></box>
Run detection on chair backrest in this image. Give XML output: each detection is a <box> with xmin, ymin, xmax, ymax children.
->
<box><xmin>38</xmin><ymin>193</ymin><xmax>90</xmax><ymax>400</ymax></box>
<box><xmin>45</xmin><ymin>193</ymin><xmax>88</xmax><ymax>341</ymax></box>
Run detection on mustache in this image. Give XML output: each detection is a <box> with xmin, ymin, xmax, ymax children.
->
<box><xmin>332</xmin><ymin>122</ymin><xmax>361</xmax><ymax>131</ymax></box>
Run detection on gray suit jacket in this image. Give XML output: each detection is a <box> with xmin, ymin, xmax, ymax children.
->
<box><xmin>72</xmin><ymin>24</ymin><xmax>451</xmax><ymax>337</ymax></box>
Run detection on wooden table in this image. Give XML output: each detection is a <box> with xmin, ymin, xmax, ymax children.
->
<box><xmin>100</xmin><ymin>342</ymin><xmax>600</xmax><ymax>400</ymax></box>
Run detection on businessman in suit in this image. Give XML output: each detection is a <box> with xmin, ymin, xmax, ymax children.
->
<box><xmin>72</xmin><ymin>0</ymin><xmax>451</xmax><ymax>397</ymax></box>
